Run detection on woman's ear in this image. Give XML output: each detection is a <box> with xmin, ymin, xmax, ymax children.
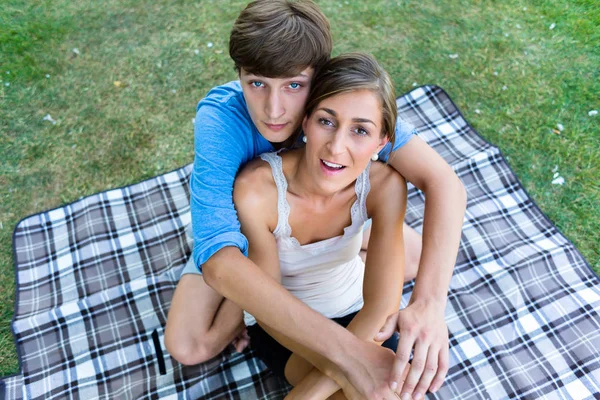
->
<box><xmin>302</xmin><ymin>114</ymin><xmax>309</xmax><ymax>133</ymax></box>
<box><xmin>377</xmin><ymin>134</ymin><xmax>389</xmax><ymax>153</ymax></box>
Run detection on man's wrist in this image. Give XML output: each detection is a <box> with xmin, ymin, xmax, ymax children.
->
<box><xmin>409</xmin><ymin>287</ymin><xmax>448</xmax><ymax>309</ymax></box>
<box><xmin>326</xmin><ymin>330</ymin><xmax>363</xmax><ymax>379</ymax></box>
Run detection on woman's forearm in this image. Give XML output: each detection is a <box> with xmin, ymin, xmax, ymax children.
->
<box><xmin>285</xmin><ymin>367</ymin><xmax>341</xmax><ymax>399</ymax></box>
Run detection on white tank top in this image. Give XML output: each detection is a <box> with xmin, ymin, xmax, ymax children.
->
<box><xmin>244</xmin><ymin>152</ymin><xmax>371</xmax><ymax>326</ymax></box>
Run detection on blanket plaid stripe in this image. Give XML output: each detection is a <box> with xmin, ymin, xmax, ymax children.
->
<box><xmin>2</xmin><ymin>85</ymin><xmax>599</xmax><ymax>399</ymax></box>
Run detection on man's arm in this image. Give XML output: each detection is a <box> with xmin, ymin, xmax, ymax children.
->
<box><xmin>383</xmin><ymin>135</ymin><xmax>467</xmax><ymax>397</ymax></box>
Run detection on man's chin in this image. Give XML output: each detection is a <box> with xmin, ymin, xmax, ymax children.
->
<box><xmin>260</xmin><ymin>131</ymin><xmax>294</xmax><ymax>144</ymax></box>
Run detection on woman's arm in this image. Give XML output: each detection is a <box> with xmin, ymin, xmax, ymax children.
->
<box><xmin>385</xmin><ymin>136</ymin><xmax>466</xmax><ymax>396</ymax></box>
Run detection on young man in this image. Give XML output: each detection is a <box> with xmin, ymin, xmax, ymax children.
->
<box><xmin>164</xmin><ymin>1</ymin><xmax>466</xmax><ymax>399</ymax></box>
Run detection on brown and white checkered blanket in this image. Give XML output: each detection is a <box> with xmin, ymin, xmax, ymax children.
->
<box><xmin>2</xmin><ymin>86</ymin><xmax>600</xmax><ymax>399</ymax></box>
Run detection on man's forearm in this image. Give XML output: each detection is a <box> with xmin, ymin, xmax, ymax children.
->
<box><xmin>202</xmin><ymin>246</ymin><xmax>358</xmax><ymax>372</ymax></box>
<box><xmin>412</xmin><ymin>176</ymin><xmax>466</xmax><ymax>303</ymax></box>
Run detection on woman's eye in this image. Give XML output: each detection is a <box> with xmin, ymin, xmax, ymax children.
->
<box><xmin>251</xmin><ymin>81</ymin><xmax>264</xmax><ymax>88</ymax></box>
<box><xmin>289</xmin><ymin>82</ymin><xmax>301</xmax><ymax>89</ymax></box>
<box><xmin>318</xmin><ymin>118</ymin><xmax>334</xmax><ymax>127</ymax></box>
<box><xmin>354</xmin><ymin>127</ymin><xmax>369</xmax><ymax>136</ymax></box>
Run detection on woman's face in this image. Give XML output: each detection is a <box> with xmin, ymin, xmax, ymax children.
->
<box><xmin>302</xmin><ymin>89</ymin><xmax>388</xmax><ymax>193</ymax></box>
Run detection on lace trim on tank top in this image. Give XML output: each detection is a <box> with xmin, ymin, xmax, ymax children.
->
<box><xmin>259</xmin><ymin>152</ymin><xmax>290</xmax><ymax>238</ymax></box>
<box><xmin>259</xmin><ymin>152</ymin><xmax>371</xmax><ymax>248</ymax></box>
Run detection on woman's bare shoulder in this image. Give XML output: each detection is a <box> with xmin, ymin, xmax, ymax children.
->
<box><xmin>367</xmin><ymin>161</ymin><xmax>408</xmax><ymax>215</ymax></box>
<box><xmin>234</xmin><ymin>157</ymin><xmax>277</xmax><ymax>208</ymax></box>
<box><xmin>369</xmin><ymin>162</ymin><xmax>407</xmax><ymax>195</ymax></box>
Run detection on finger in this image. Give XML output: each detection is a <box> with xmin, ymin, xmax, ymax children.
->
<box><xmin>389</xmin><ymin>329</ymin><xmax>415</xmax><ymax>392</ymax></box>
<box><xmin>429</xmin><ymin>343</ymin><xmax>449</xmax><ymax>393</ymax></box>
<box><xmin>235</xmin><ymin>337</ymin><xmax>250</xmax><ymax>353</ymax></box>
<box><xmin>399</xmin><ymin>341</ymin><xmax>428</xmax><ymax>398</ymax></box>
<box><xmin>411</xmin><ymin>346</ymin><xmax>440</xmax><ymax>399</ymax></box>
<box><xmin>375</xmin><ymin>312</ymin><xmax>399</xmax><ymax>341</ymax></box>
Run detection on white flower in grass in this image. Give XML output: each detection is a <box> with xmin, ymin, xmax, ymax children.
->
<box><xmin>589</xmin><ymin>110</ymin><xmax>598</xmax><ymax>117</ymax></box>
<box><xmin>552</xmin><ymin>175</ymin><xmax>565</xmax><ymax>185</ymax></box>
<box><xmin>46</xmin><ymin>74</ymin><xmax>50</xmax><ymax>78</ymax></box>
<box><xmin>556</xmin><ymin>123</ymin><xmax>564</xmax><ymax>132</ymax></box>
<box><xmin>493</xmin><ymin>71</ymin><xmax>499</xmax><ymax>76</ymax></box>
<box><xmin>4</xmin><ymin>82</ymin><xmax>9</xmax><ymax>87</ymax></box>
<box><xmin>502</xmin><ymin>85</ymin><xmax>508</xmax><ymax>91</ymax></box>
<box><xmin>72</xmin><ymin>48</ymin><xmax>80</xmax><ymax>55</ymax></box>
<box><xmin>523</xmin><ymin>7</ymin><xmax>527</xmax><ymax>11</ymax></box>
<box><xmin>207</xmin><ymin>42</ymin><xmax>213</xmax><ymax>48</ymax></box>
<box><xmin>549</xmin><ymin>23</ymin><xmax>556</xmax><ymax>30</ymax></box>
<box><xmin>194</xmin><ymin>49</ymin><xmax>200</xmax><ymax>55</ymax></box>
<box><xmin>552</xmin><ymin>167</ymin><xmax>565</xmax><ymax>185</ymax></box>
<box><xmin>43</xmin><ymin>114</ymin><xmax>57</xmax><ymax>125</ymax></box>
<box><xmin>412</xmin><ymin>82</ymin><xmax>417</xmax><ymax>87</ymax></box>
<box><xmin>474</xmin><ymin>109</ymin><xmax>481</xmax><ymax>114</ymax></box>
<box><xmin>448</xmin><ymin>54</ymin><xmax>459</xmax><ymax>59</ymax></box>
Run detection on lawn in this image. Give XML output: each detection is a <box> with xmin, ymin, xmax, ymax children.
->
<box><xmin>1</xmin><ymin>0</ymin><xmax>598</xmax><ymax>376</ymax></box>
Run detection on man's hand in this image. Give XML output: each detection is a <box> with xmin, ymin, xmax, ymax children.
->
<box><xmin>375</xmin><ymin>299</ymin><xmax>449</xmax><ymax>399</ymax></box>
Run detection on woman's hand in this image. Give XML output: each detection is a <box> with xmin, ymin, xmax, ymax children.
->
<box><xmin>375</xmin><ymin>298</ymin><xmax>449</xmax><ymax>399</ymax></box>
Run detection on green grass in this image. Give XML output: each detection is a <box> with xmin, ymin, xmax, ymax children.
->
<box><xmin>1</xmin><ymin>0</ymin><xmax>598</xmax><ymax>375</ymax></box>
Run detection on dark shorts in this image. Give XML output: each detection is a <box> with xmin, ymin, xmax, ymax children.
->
<box><xmin>247</xmin><ymin>311</ymin><xmax>399</xmax><ymax>383</ymax></box>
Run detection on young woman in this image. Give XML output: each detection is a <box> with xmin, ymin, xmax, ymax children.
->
<box><xmin>233</xmin><ymin>53</ymin><xmax>407</xmax><ymax>399</ymax></box>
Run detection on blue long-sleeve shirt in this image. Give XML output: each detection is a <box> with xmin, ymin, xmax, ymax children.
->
<box><xmin>191</xmin><ymin>81</ymin><xmax>415</xmax><ymax>271</ymax></box>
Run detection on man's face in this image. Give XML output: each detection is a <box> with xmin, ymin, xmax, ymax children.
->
<box><xmin>240</xmin><ymin>67</ymin><xmax>314</xmax><ymax>143</ymax></box>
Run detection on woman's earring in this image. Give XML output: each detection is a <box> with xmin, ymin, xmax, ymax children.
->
<box><xmin>371</xmin><ymin>153</ymin><xmax>379</xmax><ymax>161</ymax></box>
<box><xmin>302</xmin><ymin>136</ymin><xmax>307</xmax><ymax>143</ymax></box>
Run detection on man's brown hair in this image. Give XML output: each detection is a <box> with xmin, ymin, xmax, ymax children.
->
<box><xmin>229</xmin><ymin>0</ymin><xmax>332</xmax><ymax>78</ymax></box>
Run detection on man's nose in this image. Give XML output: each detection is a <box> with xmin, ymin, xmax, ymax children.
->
<box><xmin>265</xmin><ymin>90</ymin><xmax>285</xmax><ymax>120</ymax></box>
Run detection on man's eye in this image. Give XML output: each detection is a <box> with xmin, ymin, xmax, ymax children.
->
<box><xmin>289</xmin><ymin>82</ymin><xmax>301</xmax><ymax>89</ymax></box>
<box><xmin>251</xmin><ymin>81</ymin><xmax>264</xmax><ymax>88</ymax></box>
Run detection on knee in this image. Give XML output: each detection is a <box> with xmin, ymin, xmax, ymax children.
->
<box><xmin>164</xmin><ymin>330</ymin><xmax>220</xmax><ymax>365</ymax></box>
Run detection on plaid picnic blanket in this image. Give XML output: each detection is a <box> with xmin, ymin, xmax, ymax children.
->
<box><xmin>2</xmin><ymin>85</ymin><xmax>599</xmax><ymax>400</ymax></box>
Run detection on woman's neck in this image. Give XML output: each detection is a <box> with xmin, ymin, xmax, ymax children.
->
<box><xmin>284</xmin><ymin>148</ymin><xmax>354</xmax><ymax>209</ymax></box>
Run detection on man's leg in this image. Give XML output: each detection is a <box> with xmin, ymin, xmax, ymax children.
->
<box><xmin>165</xmin><ymin>260</ymin><xmax>245</xmax><ymax>365</ymax></box>
<box><xmin>361</xmin><ymin>222</ymin><xmax>421</xmax><ymax>282</ymax></box>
